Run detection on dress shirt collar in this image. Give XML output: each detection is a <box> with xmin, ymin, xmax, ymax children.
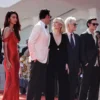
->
<box><xmin>40</xmin><ymin>20</ymin><xmax>46</xmax><ymax>29</ymax></box>
<box><xmin>87</xmin><ymin>28</ymin><xmax>95</xmax><ymax>34</ymax></box>
<box><xmin>66</xmin><ymin>31</ymin><xmax>74</xmax><ymax>36</ymax></box>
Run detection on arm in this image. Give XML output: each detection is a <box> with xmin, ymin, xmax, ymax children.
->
<box><xmin>3</xmin><ymin>27</ymin><xmax>12</xmax><ymax>69</ymax></box>
<box><xmin>28</xmin><ymin>25</ymin><xmax>41</xmax><ymax>61</ymax></box>
<box><xmin>80</xmin><ymin>34</ymin><xmax>88</xmax><ymax>66</ymax></box>
<box><xmin>64</xmin><ymin>35</ymin><xmax>69</xmax><ymax>74</ymax></box>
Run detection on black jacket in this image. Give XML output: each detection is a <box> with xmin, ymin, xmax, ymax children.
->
<box><xmin>80</xmin><ymin>32</ymin><xmax>98</xmax><ymax>66</ymax></box>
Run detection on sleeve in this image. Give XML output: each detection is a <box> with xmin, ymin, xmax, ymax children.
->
<box><xmin>28</xmin><ymin>25</ymin><xmax>41</xmax><ymax>60</ymax></box>
<box><xmin>2</xmin><ymin>27</ymin><xmax>12</xmax><ymax>42</ymax></box>
<box><xmin>80</xmin><ymin>34</ymin><xmax>88</xmax><ymax>66</ymax></box>
<box><xmin>63</xmin><ymin>34</ymin><xmax>68</xmax><ymax>64</ymax></box>
<box><xmin>66</xmin><ymin>36</ymin><xmax>68</xmax><ymax>64</ymax></box>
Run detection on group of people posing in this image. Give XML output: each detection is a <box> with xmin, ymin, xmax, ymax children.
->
<box><xmin>2</xmin><ymin>9</ymin><xmax>100</xmax><ymax>100</ymax></box>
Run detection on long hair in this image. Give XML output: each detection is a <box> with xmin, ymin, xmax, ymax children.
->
<box><xmin>4</xmin><ymin>11</ymin><xmax>21</xmax><ymax>41</ymax></box>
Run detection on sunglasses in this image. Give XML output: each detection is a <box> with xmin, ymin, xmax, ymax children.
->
<box><xmin>91</xmin><ymin>23</ymin><xmax>99</xmax><ymax>26</ymax></box>
<box><xmin>73</xmin><ymin>23</ymin><xmax>77</xmax><ymax>26</ymax></box>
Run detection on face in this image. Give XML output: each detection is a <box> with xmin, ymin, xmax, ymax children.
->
<box><xmin>54</xmin><ymin>22</ymin><xmax>62</xmax><ymax>31</ymax></box>
<box><xmin>67</xmin><ymin>20</ymin><xmax>77</xmax><ymax>32</ymax></box>
<box><xmin>9</xmin><ymin>14</ymin><xmax>17</xmax><ymax>25</ymax></box>
<box><xmin>45</xmin><ymin>15</ymin><xmax>51</xmax><ymax>24</ymax></box>
<box><xmin>88</xmin><ymin>20</ymin><xmax>99</xmax><ymax>30</ymax></box>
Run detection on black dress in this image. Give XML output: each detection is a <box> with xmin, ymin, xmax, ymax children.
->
<box><xmin>46</xmin><ymin>33</ymin><xmax>70</xmax><ymax>100</ymax></box>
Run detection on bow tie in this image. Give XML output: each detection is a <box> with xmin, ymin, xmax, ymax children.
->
<box><xmin>45</xmin><ymin>25</ymin><xmax>47</xmax><ymax>29</ymax></box>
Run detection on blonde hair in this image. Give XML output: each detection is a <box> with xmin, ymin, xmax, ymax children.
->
<box><xmin>52</xmin><ymin>17</ymin><xmax>65</xmax><ymax>33</ymax></box>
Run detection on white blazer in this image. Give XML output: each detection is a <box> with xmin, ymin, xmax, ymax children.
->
<box><xmin>28</xmin><ymin>21</ymin><xmax>50</xmax><ymax>63</ymax></box>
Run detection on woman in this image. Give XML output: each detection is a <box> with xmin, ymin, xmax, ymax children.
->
<box><xmin>2</xmin><ymin>11</ymin><xmax>21</xmax><ymax>100</ymax></box>
<box><xmin>46</xmin><ymin>17</ymin><xmax>70</xmax><ymax>100</ymax></box>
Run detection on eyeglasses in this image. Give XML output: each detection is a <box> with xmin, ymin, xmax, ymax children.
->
<box><xmin>73</xmin><ymin>23</ymin><xmax>77</xmax><ymax>26</ymax></box>
<box><xmin>91</xmin><ymin>23</ymin><xmax>99</xmax><ymax>26</ymax></box>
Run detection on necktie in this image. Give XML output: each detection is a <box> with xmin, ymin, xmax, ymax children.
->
<box><xmin>70</xmin><ymin>34</ymin><xmax>74</xmax><ymax>48</ymax></box>
<box><xmin>45</xmin><ymin>25</ymin><xmax>47</xmax><ymax>29</ymax></box>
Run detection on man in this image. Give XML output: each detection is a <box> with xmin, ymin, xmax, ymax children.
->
<box><xmin>79</xmin><ymin>18</ymin><xmax>99</xmax><ymax>100</ymax></box>
<box><xmin>65</xmin><ymin>17</ymin><xmax>81</xmax><ymax>100</ymax></box>
<box><xmin>27</xmin><ymin>9</ymin><xmax>51</xmax><ymax>100</ymax></box>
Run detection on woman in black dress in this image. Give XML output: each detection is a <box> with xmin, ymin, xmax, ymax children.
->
<box><xmin>46</xmin><ymin>17</ymin><xmax>70</xmax><ymax>100</ymax></box>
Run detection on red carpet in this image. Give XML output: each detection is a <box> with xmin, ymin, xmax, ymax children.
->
<box><xmin>0</xmin><ymin>91</ymin><xmax>58</xmax><ymax>100</ymax></box>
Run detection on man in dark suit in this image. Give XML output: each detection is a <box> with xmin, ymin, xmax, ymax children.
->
<box><xmin>65</xmin><ymin>17</ymin><xmax>81</xmax><ymax>100</ymax></box>
<box><xmin>79</xmin><ymin>18</ymin><xmax>99</xmax><ymax>100</ymax></box>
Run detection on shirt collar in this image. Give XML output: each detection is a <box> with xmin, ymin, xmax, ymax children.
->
<box><xmin>40</xmin><ymin>20</ymin><xmax>46</xmax><ymax>28</ymax></box>
<box><xmin>66</xmin><ymin>31</ymin><xmax>74</xmax><ymax>36</ymax></box>
<box><xmin>87</xmin><ymin>28</ymin><xmax>95</xmax><ymax>34</ymax></box>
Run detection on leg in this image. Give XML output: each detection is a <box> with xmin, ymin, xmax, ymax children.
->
<box><xmin>46</xmin><ymin>66</ymin><xmax>55</xmax><ymax>100</ymax></box>
<box><xmin>36</xmin><ymin>64</ymin><xmax>46</xmax><ymax>100</ymax></box>
<box><xmin>88</xmin><ymin>67</ymin><xmax>99</xmax><ymax>100</ymax></box>
<box><xmin>58</xmin><ymin>69</ymin><xmax>70</xmax><ymax>100</ymax></box>
<box><xmin>69</xmin><ymin>74</ymin><xmax>78</xmax><ymax>100</ymax></box>
<box><xmin>27</xmin><ymin>61</ymin><xmax>41</xmax><ymax>100</ymax></box>
<box><xmin>79</xmin><ymin>66</ymin><xmax>92</xmax><ymax>100</ymax></box>
<box><xmin>27</xmin><ymin>61</ymin><xmax>46</xmax><ymax>100</ymax></box>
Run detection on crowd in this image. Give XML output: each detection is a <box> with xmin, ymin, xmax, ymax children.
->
<box><xmin>1</xmin><ymin>9</ymin><xmax>100</xmax><ymax>100</ymax></box>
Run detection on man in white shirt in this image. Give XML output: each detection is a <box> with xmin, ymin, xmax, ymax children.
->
<box><xmin>27</xmin><ymin>9</ymin><xmax>51</xmax><ymax>100</ymax></box>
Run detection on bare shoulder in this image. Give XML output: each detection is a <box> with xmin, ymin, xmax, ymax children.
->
<box><xmin>3</xmin><ymin>27</ymin><xmax>12</xmax><ymax>39</ymax></box>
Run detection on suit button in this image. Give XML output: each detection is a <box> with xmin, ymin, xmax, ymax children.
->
<box><xmin>57</xmin><ymin>48</ymin><xmax>59</xmax><ymax>50</ymax></box>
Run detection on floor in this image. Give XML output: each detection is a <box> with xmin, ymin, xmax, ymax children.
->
<box><xmin>0</xmin><ymin>91</ymin><xmax>58</xmax><ymax>100</ymax></box>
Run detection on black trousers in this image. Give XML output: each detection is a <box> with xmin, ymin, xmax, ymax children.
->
<box><xmin>46</xmin><ymin>66</ymin><xmax>70</xmax><ymax>100</ymax></box>
<box><xmin>27</xmin><ymin>61</ymin><xmax>47</xmax><ymax>100</ymax></box>
<box><xmin>69</xmin><ymin>73</ymin><xmax>78</xmax><ymax>100</ymax></box>
<box><xmin>79</xmin><ymin>66</ymin><xmax>99</xmax><ymax>100</ymax></box>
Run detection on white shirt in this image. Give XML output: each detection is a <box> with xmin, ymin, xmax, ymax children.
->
<box><xmin>28</xmin><ymin>21</ymin><xmax>50</xmax><ymax>63</ymax></box>
<box><xmin>67</xmin><ymin>32</ymin><xmax>76</xmax><ymax>45</ymax></box>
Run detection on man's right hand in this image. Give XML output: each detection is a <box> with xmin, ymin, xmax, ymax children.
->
<box><xmin>85</xmin><ymin>63</ymin><xmax>89</xmax><ymax>66</ymax></box>
<box><xmin>34</xmin><ymin>59</ymin><xmax>37</xmax><ymax>62</ymax></box>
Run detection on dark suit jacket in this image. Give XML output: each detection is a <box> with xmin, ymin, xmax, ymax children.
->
<box><xmin>80</xmin><ymin>32</ymin><xmax>98</xmax><ymax>67</ymax></box>
<box><xmin>66</xmin><ymin>33</ymin><xmax>80</xmax><ymax>75</ymax></box>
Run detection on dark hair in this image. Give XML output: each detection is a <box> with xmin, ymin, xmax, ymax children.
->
<box><xmin>87</xmin><ymin>18</ymin><xmax>97</xmax><ymax>27</ymax></box>
<box><xmin>39</xmin><ymin>9</ymin><xmax>50</xmax><ymax>20</ymax></box>
<box><xmin>4</xmin><ymin>11</ymin><xmax>21</xmax><ymax>41</ymax></box>
<box><xmin>96</xmin><ymin>31</ymin><xmax>100</xmax><ymax>35</ymax></box>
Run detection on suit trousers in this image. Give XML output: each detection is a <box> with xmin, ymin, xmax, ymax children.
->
<box><xmin>27</xmin><ymin>61</ymin><xmax>47</xmax><ymax>100</ymax></box>
<box><xmin>46</xmin><ymin>66</ymin><xmax>70</xmax><ymax>100</ymax></box>
<box><xmin>69</xmin><ymin>73</ymin><xmax>78</xmax><ymax>100</ymax></box>
<box><xmin>79</xmin><ymin>65</ymin><xmax>99</xmax><ymax>100</ymax></box>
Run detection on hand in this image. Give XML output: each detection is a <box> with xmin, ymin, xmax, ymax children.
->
<box><xmin>65</xmin><ymin>64</ymin><xmax>69</xmax><ymax>74</ymax></box>
<box><xmin>34</xmin><ymin>59</ymin><xmax>37</xmax><ymax>63</ymax></box>
<box><xmin>85</xmin><ymin>63</ymin><xmax>88</xmax><ymax>66</ymax></box>
<box><xmin>98</xmin><ymin>48</ymin><xmax>100</xmax><ymax>51</ymax></box>
<box><xmin>78</xmin><ymin>68</ymin><xmax>81</xmax><ymax>75</ymax></box>
<box><xmin>7</xmin><ymin>61</ymin><xmax>11</xmax><ymax>70</ymax></box>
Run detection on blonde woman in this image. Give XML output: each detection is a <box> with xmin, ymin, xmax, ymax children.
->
<box><xmin>46</xmin><ymin>17</ymin><xmax>70</xmax><ymax>100</ymax></box>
